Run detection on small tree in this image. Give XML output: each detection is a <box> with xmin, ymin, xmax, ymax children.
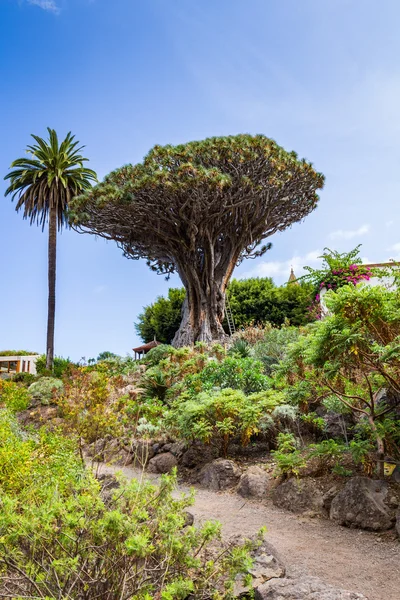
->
<box><xmin>136</xmin><ymin>287</ymin><xmax>186</xmax><ymax>343</ymax></box>
<box><xmin>306</xmin><ymin>284</ymin><xmax>400</xmax><ymax>476</ymax></box>
<box><xmin>70</xmin><ymin>135</ymin><xmax>324</xmax><ymax>346</ymax></box>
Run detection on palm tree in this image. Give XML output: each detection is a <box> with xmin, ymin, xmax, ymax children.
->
<box><xmin>5</xmin><ymin>128</ymin><xmax>97</xmax><ymax>370</ymax></box>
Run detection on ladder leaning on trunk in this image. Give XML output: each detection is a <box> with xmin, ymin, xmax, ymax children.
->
<box><xmin>225</xmin><ymin>295</ymin><xmax>236</xmax><ymax>336</ymax></box>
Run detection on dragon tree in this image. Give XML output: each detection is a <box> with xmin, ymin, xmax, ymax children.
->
<box><xmin>70</xmin><ymin>135</ymin><xmax>324</xmax><ymax>346</ymax></box>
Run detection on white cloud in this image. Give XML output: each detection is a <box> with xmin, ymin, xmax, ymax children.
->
<box><xmin>386</xmin><ymin>243</ymin><xmax>400</xmax><ymax>260</ymax></box>
<box><xmin>329</xmin><ymin>224</ymin><xmax>370</xmax><ymax>240</ymax></box>
<box><xmin>27</xmin><ymin>0</ymin><xmax>59</xmax><ymax>13</ymax></box>
<box><xmin>240</xmin><ymin>249</ymin><xmax>322</xmax><ymax>281</ymax></box>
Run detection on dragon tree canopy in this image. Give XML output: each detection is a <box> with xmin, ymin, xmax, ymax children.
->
<box><xmin>70</xmin><ymin>134</ymin><xmax>324</xmax><ymax>346</ymax></box>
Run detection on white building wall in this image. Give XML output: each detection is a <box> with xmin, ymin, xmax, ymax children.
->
<box><xmin>0</xmin><ymin>355</ymin><xmax>38</xmax><ymax>375</ymax></box>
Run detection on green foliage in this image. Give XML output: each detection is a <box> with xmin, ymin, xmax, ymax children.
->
<box><xmin>307</xmin><ymin>439</ymin><xmax>346</xmax><ymax>472</ymax></box>
<box><xmin>142</xmin><ymin>367</ymin><xmax>171</xmax><ymax>403</ymax></box>
<box><xmin>0</xmin><ymin>380</ymin><xmax>30</xmax><ymax>412</ymax></box>
<box><xmin>124</xmin><ymin>394</ymin><xmax>165</xmax><ymax>432</ymax></box>
<box><xmin>251</xmin><ymin>325</ymin><xmax>301</xmax><ymax>375</ymax></box>
<box><xmin>11</xmin><ymin>371</ymin><xmax>36</xmax><ymax>386</ymax></box>
<box><xmin>35</xmin><ymin>354</ymin><xmax>75</xmax><ymax>378</ymax></box>
<box><xmin>349</xmin><ymin>437</ymin><xmax>375</xmax><ymax>466</ymax></box>
<box><xmin>271</xmin><ymin>433</ymin><xmax>306</xmax><ymax>477</ymax></box>
<box><xmin>194</xmin><ymin>356</ymin><xmax>271</xmax><ymax>394</ymax></box>
<box><xmin>332</xmin><ymin>464</ymin><xmax>353</xmax><ymax>477</ymax></box>
<box><xmin>168</xmin><ymin>388</ymin><xmax>282</xmax><ymax>456</ymax></box>
<box><xmin>87</xmin><ymin>354</ymin><xmax>140</xmax><ymax>378</ymax></box>
<box><xmin>0</xmin><ymin>350</ymin><xmax>38</xmax><ymax>356</ymax></box>
<box><xmin>227</xmin><ymin>277</ymin><xmax>313</xmax><ymax>329</ymax></box>
<box><xmin>71</xmin><ymin>134</ymin><xmax>324</xmax><ymax>272</ymax></box>
<box><xmin>301</xmin><ymin>412</ymin><xmax>325</xmax><ymax>431</ymax></box>
<box><xmin>136</xmin><ymin>288</ymin><xmax>186</xmax><ymax>344</ymax></box>
<box><xmin>144</xmin><ymin>344</ymin><xmax>177</xmax><ymax>366</ymax></box>
<box><xmin>229</xmin><ymin>338</ymin><xmax>252</xmax><ymax>358</ymax></box>
<box><xmin>0</xmin><ymin>410</ymin><xmax>255</xmax><ymax>599</ymax></box>
<box><xmin>57</xmin><ymin>370</ymin><xmax>122</xmax><ymax>454</ymax></box>
<box><xmin>96</xmin><ymin>350</ymin><xmax>121</xmax><ymax>361</ymax></box>
<box><xmin>135</xmin><ymin>279</ymin><xmax>313</xmax><ymax>343</ymax></box>
<box><xmin>5</xmin><ymin>128</ymin><xmax>97</xmax><ymax>229</ymax></box>
<box><xmin>276</xmin><ymin>282</ymin><xmax>400</xmax><ymax>475</ymax></box>
<box><xmin>28</xmin><ymin>377</ymin><xmax>64</xmax><ymax>405</ymax></box>
<box><xmin>299</xmin><ymin>246</ymin><xmax>374</xmax><ymax>294</ymax></box>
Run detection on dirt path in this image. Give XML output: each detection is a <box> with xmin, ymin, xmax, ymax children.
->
<box><xmin>96</xmin><ymin>463</ymin><xmax>400</xmax><ymax>600</ymax></box>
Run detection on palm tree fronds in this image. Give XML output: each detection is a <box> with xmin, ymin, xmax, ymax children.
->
<box><xmin>4</xmin><ymin>128</ymin><xmax>97</xmax><ymax>230</ymax></box>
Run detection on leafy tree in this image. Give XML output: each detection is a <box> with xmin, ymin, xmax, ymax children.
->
<box><xmin>307</xmin><ymin>284</ymin><xmax>400</xmax><ymax>476</ymax></box>
<box><xmin>136</xmin><ymin>279</ymin><xmax>313</xmax><ymax>343</ymax></box>
<box><xmin>96</xmin><ymin>350</ymin><xmax>120</xmax><ymax>361</ymax></box>
<box><xmin>136</xmin><ymin>287</ymin><xmax>186</xmax><ymax>343</ymax></box>
<box><xmin>227</xmin><ymin>277</ymin><xmax>313</xmax><ymax>328</ymax></box>
<box><xmin>71</xmin><ymin>134</ymin><xmax>324</xmax><ymax>346</ymax></box>
<box><xmin>5</xmin><ymin>128</ymin><xmax>97</xmax><ymax>370</ymax></box>
<box><xmin>280</xmin><ymin>284</ymin><xmax>400</xmax><ymax>477</ymax></box>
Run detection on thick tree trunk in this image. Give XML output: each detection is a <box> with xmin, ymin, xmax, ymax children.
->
<box><xmin>46</xmin><ymin>207</ymin><xmax>57</xmax><ymax>371</ymax></box>
<box><xmin>171</xmin><ymin>239</ymin><xmax>241</xmax><ymax>347</ymax></box>
<box><xmin>172</xmin><ymin>275</ymin><xmax>228</xmax><ymax>347</ymax></box>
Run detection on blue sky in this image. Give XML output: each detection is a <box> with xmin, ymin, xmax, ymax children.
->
<box><xmin>1</xmin><ymin>0</ymin><xmax>400</xmax><ymax>360</ymax></box>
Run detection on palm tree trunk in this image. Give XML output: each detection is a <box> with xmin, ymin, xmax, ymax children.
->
<box><xmin>46</xmin><ymin>206</ymin><xmax>57</xmax><ymax>371</ymax></box>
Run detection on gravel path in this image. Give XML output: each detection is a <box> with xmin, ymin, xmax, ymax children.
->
<box><xmin>96</xmin><ymin>463</ymin><xmax>400</xmax><ymax>600</ymax></box>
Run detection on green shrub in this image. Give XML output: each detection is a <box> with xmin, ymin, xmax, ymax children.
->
<box><xmin>142</xmin><ymin>366</ymin><xmax>171</xmax><ymax>402</ymax></box>
<box><xmin>143</xmin><ymin>345</ymin><xmax>176</xmax><ymax>366</ymax></box>
<box><xmin>193</xmin><ymin>356</ymin><xmax>271</xmax><ymax>394</ymax></box>
<box><xmin>87</xmin><ymin>354</ymin><xmax>140</xmax><ymax>377</ymax></box>
<box><xmin>307</xmin><ymin>439</ymin><xmax>346</xmax><ymax>474</ymax></box>
<box><xmin>57</xmin><ymin>370</ymin><xmax>122</xmax><ymax>456</ymax></box>
<box><xmin>0</xmin><ymin>410</ymin><xmax>256</xmax><ymax>599</ymax></box>
<box><xmin>228</xmin><ymin>338</ymin><xmax>252</xmax><ymax>358</ymax></box>
<box><xmin>0</xmin><ymin>380</ymin><xmax>30</xmax><ymax>412</ymax></box>
<box><xmin>28</xmin><ymin>377</ymin><xmax>64</xmax><ymax>405</ymax></box>
<box><xmin>11</xmin><ymin>371</ymin><xmax>36</xmax><ymax>386</ymax></box>
<box><xmin>168</xmin><ymin>388</ymin><xmax>281</xmax><ymax>456</ymax></box>
<box><xmin>252</xmin><ymin>325</ymin><xmax>300</xmax><ymax>375</ymax></box>
<box><xmin>35</xmin><ymin>354</ymin><xmax>75</xmax><ymax>378</ymax></box>
<box><xmin>271</xmin><ymin>433</ymin><xmax>306</xmax><ymax>477</ymax></box>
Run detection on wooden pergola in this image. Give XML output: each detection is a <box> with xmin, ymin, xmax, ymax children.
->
<box><xmin>132</xmin><ymin>340</ymin><xmax>161</xmax><ymax>360</ymax></box>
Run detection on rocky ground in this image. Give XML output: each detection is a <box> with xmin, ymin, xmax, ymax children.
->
<box><xmin>97</xmin><ymin>461</ymin><xmax>400</xmax><ymax>600</ymax></box>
